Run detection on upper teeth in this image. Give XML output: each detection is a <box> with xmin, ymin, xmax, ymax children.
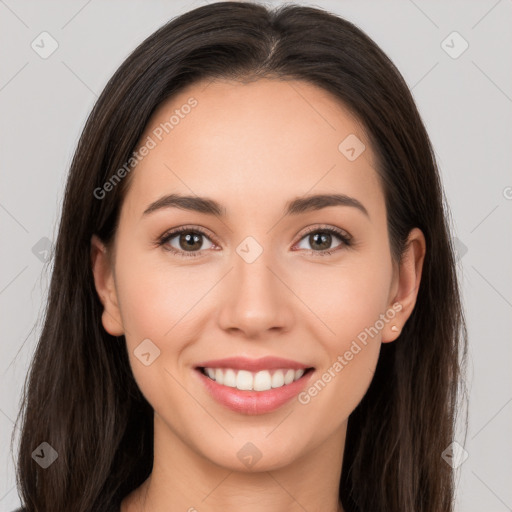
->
<box><xmin>203</xmin><ymin>368</ymin><xmax>306</xmax><ymax>391</ymax></box>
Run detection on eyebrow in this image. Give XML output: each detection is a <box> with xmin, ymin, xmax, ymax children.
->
<box><xmin>142</xmin><ymin>193</ymin><xmax>369</xmax><ymax>219</ymax></box>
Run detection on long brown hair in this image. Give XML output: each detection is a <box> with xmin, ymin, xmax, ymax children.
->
<box><xmin>12</xmin><ymin>2</ymin><xmax>468</xmax><ymax>511</ymax></box>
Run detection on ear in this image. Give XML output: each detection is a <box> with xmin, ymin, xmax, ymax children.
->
<box><xmin>90</xmin><ymin>234</ymin><xmax>124</xmax><ymax>336</ymax></box>
<box><xmin>382</xmin><ymin>227</ymin><xmax>426</xmax><ymax>343</ymax></box>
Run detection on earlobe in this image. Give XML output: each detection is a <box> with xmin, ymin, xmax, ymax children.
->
<box><xmin>382</xmin><ymin>228</ymin><xmax>426</xmax><ymax>343</ymax></box>
<box><xmin>381</xmin><ymin>303</ymin><xmax>403</xmax><ymax>343</ymax></box>
<box><xmin>90</xmin><ymin>234</ymin><xmax>124</xmax><ymax>336</ymax></box>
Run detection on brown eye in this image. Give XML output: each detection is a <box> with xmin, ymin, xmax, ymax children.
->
<box><xmin>308</xmin><ymin>232</ymin><xmax>334</xmax><ymax>251</ymax></box>
<box><xmin>159</xmin><ymin>227</ymin><xmax>215</xmax><ymax>257</ymax></box>
<box><xmin>295</xmin><ymin>226</ymin><xmax>351</xmax><ymax>255</ymax></box>
<box><xmin>176</xmin><ymin>232</ymin><xmax>204</xmax><ymax>251</ymax></box>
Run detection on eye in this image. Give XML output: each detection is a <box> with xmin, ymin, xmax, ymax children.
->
<box><xmin>157</xmin><ymin>226</ymin><xmax>216</xmax><ymax>258</ymax></box>
<box><xmin>294</xmin><ymin>225</ymin><xmax>352</xmax><ymax>256</ymax></box>
<box><xmin>157</xmin><ymin>224</ymin><xmax>352</xmax><ymax>259</ymax></box>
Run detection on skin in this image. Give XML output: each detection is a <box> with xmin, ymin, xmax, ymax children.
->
<box><xmin>91</xmin><ymin>78</ymin><xmax>426</xmax><ymax>512</ymax></box>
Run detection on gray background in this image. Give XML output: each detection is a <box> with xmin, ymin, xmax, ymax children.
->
<box><xmin>1</xmin><ymin>0</ymin><xmax>511</xmax><ymax>510</ymax></box>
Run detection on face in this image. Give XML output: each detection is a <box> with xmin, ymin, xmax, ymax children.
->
<box><xmin>92</xmin><ymin>78</ymin><xmax>425</xmax><ymax>473</ymax></box>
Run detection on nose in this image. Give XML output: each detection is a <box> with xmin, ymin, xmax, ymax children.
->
<box><xmin>216</xmin><ymin>247</ymin><xmax>295</xmax><ymax>339</ymax></box>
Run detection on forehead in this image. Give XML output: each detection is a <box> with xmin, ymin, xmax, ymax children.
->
<box><xmin>123</xmin><ymin>78</ymin><xmax>382</xmax><ymax>220</ymax></box>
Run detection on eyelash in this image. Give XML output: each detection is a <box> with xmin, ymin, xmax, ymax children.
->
<box><xmin>156</xmin><ymin>224</ymin><xmax>352</xmax><ymax>259</ymax></box>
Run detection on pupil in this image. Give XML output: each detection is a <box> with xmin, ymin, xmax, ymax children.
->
<box><xmin>311</xmin><ymin>232</ymin><xmax>331</xmax><ymax>250</ymax></box>
<box><xmin>180</xmin><ymin>233</ymin><xmax>201</xmax><ymax>251</ymax></box>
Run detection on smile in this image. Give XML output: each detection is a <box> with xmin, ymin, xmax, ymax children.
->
<box><xmin>200</xmin><ymin>367</ymin><xmax>308</xmax><ymax>391</ymax></box>
<box><xmin>194</xmin><ymin>356</ymin><xmax>315</xmax><ymax>415</ymax></box>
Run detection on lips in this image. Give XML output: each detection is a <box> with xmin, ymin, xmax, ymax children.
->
<box><xmin>194</xmin><ymin>356</ymin><xmax>315</xmax><ymax>415</ymax></box>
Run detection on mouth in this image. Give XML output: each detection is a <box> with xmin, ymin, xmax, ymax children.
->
<box><xmin>196</xmin><ymin>366</ymin><xmax>314</xmax><ymax>391</ymax></box>
<box><xmin>193</xmin><ymin>360</ymin><xmax>315</xmax><ymax>415</ymax></box>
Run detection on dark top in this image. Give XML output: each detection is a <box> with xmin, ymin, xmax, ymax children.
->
<box><xmin>13</xmin><ymin>504</ymin><xmax>121</xmax><ymax>511</ymax></box>
<box><xmin>13</xmin><ymin>507</ymin><xmax>121</xmax><ymax>511</ymax></box>
<box><xmin>13</xmin><ymin>508</ymin><xmax>119</xmax><ymax>512</ymax></box>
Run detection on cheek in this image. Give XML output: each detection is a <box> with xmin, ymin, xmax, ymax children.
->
<box><xmin>291</xmin><ymin>252</ymin><xmax>391</xmax><ymax>412</ymax></box>
<box><xmin>296</xmin><ymin>272</ymin><xmax>388</xmax><ymax>430</ymax></box>
<box><xmin>114</xmin><ymin>244</ymin><xmax>209</xmax><ymax>341</ymax></box>
<box><xmin>289</xmin><ymin>249</ymin><xmax>392</xmax><ymax>342</ymax></box>
<box><xmin>114</xmin><ymin>249</ymin><xmax>221</xmax><ymax>393</ymax></box>
<box><xmin>113</xmin><ymin>251</ymin><xmax>205</xmax><ymax>404</ymax></box>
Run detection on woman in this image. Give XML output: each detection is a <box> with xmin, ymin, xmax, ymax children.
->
<box><xmin>11</xmin><ymin>2</ymin><xmax>468</xmax><ymax>511</ymax></box>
